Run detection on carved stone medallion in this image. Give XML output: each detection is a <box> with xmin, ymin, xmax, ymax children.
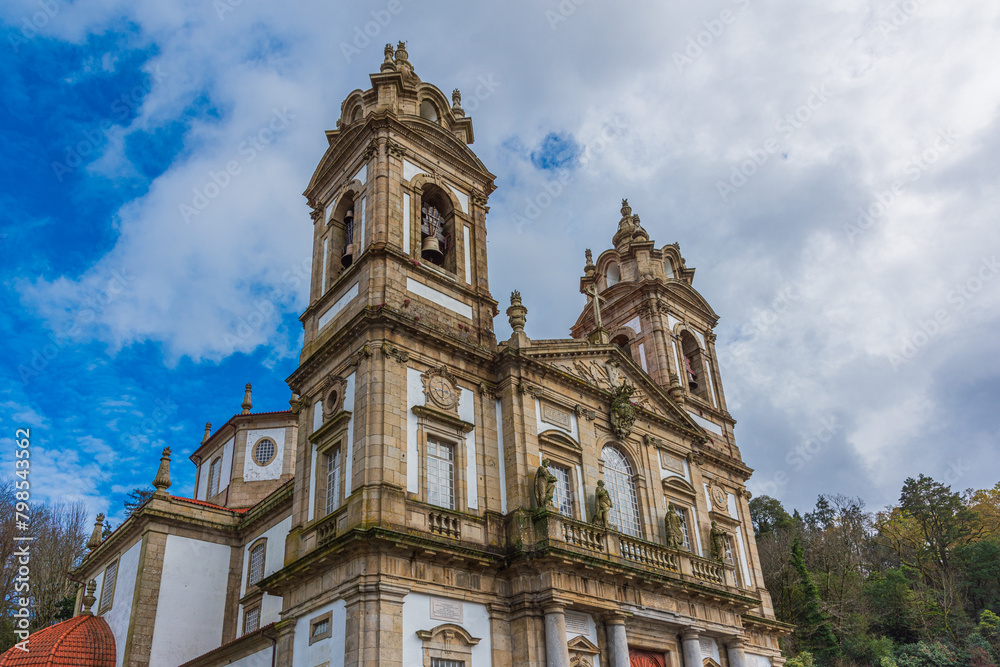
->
<box><xmin>422</xmin><ymin>366</ymin><xmax>460</xmax><ymax>411</ymax></box>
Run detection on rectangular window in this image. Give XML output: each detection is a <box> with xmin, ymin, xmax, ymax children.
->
<box><xmin>99</xmin><ymin>559</ymin><xmax>118</xmax><ymax>612</ymax></box>
<box><xmin>247</xmin><ymin>543</ymin><xmax>266</xmax><ymax>586</ymax></box>
<box><xmin>426</xmin><ymin>438</ymin><xmax>455</xmax><ymax>510</ymax></box>
<box><xmin>675</xmin><ymin>507</ymin><xmax>691</xmax><ymax>550</ymax></box>
<box><xmin>309</xmin><ymin>611</ymin><xmax>333</xmax><ymax>645</ymax></box>
<box><xmin>208</xmin><ymin>457</ymin><xmax>222</xmax><ymax>498</ymax></box>
<box><xmin>243</xmin><ymin>606</ymin><xmax>260</xmax><ymax>634</ymax></box>
<box><xmin>725</xmin><ymin>535</ymin><xmax>735</xmax><ymax>565</ymax></box>
<box><xmin>431</xmin><ymin>660</ymin><xmax>464</xmax><ymax>667</ymax></box>
<box><xmin>326</xmin><ymin>448</ymin><xmax>342</xmax><ymax>515</ymax></box>
<box><xmin>547</xmin><ymin>463</ymin><xmax>573</xmax><ymax>518</ymax></box>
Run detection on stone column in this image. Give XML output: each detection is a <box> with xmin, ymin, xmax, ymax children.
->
<box><xmin>605</xmin><ymin>612</ymin><xmax>630</xmax><ymax>667</ymax></box>
<box><xmin>726</xmin><ymin>636</ymin><xmax>747</xmax><ymax>667</ymax></box>
<box><xmin>681</xmin><ymin>628</ymin><xmax>702</xmax><ymax>667</ymax></box>
<box><xmin>543</xmin><ymin>603</ymin><xmax>571</xmax><ymax>667</ymax></box>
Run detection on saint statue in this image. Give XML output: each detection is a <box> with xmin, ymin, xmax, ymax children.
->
<box><xmin>710</xmin><ymin>521</ymin><xmax>727</xmax><ymax>562</ymax></box>
<box><xmin>534</xmin><ymin>459</ymin><xmax>557</xmax><ymax>508</ymax></box>
<box><xmin>665</xmin><ymin>503</ymin><xmax>685</xmax><ymax>550</ymax></box>
<box><xmin>593</xmin><ymin>480</ymin><xmax>612</xmax><ymax>528</ymax></box>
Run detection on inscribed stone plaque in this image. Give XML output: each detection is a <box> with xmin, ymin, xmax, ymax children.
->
<box><xmin>429</xmin><ymin>597</ymin><xmax>463</xmax><ymax>623</ymax></box>
<box><xmin>564</xmin><ymin>611</ymin><xmax>590</xmax><ymax>636</ymax></box>
<box><xmin>541</xmin><ymin>403</ymin><xmax>571</xmax><ymax>429</ymax></box>
<box><xmin>660</xmin><ymin>450</ymin><xmax>685</xmax><ymax>474</ymax></box>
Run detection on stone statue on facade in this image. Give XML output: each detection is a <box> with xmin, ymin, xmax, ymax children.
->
<box><xmin>593</xmin><ymin>480</ymin><xmax>612</xmax><ymax>528</ymax></box>
<box><xmin>534</xmin><ymin>459</ymin><xmax>557</xmax><ymax>508</ymax></box>
<box><xmin>609</xmin><ymin>381</ymin><xmax>636</xmax><ymax>439</ymax></box>
<box><xmin>665</xmin><ymin>503</ymin><xmax>685</xmax><ymax>550</ymax></box>
<box><xmin>710</xmin><ymin>521</ymin><xmax>727</xmax><ymax>562</ymax></box>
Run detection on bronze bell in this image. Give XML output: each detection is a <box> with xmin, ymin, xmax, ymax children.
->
<box><xmin>421</xmin><ymin>235</ymin><xmax>443</xmax><ymax>263</ymax></box>
<box><xmin>341</xmin><ymin>210</ymin><xmax>355</xmax><ymax>268</ymax></box>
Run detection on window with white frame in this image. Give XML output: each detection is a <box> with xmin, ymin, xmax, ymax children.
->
<box><xmin>243</xmin><ymin>606</ymin><xmax>260</xmax><ymax>634</ymax></box>
<box><xmin>431</xmin><ymin>660</ymin><xmax>464</xmax><ymax>667</ymax></box>
<box><xmin>426</xmin><ymin>438</ymin><xmax>455</xmax><ymax>509</ymax></box>
<box><xmin>601</xmin><ymin>445</ymin><xmax>641</xmax><ymax>537</ymax></box>
<box><xmin>99</xmin><ymin>559</ymin><xmax>118</xmax><ymax>613</ymax></box>
<box><xmin>247</xmin><ymin>542</ymin><xmax>266</xmax><ymax>586</ymax></box>
<box><xmin>208</xmin><ymin>457</ymin><xmax>222</xmax><ymax>498</ymax></box>
<box><xmin>547</xmin><ymin>462</ymin><xmax>573</xmax><ymax>518</ymax></box>
<box><xmin>326</xmin><ymin>448</ymin><xmax>342</xmax><ymax>515</ymax></box>
<box><xmin>675</xmin><ymin>506</ymin><xmax>692</xmax><ymax>550</ymax></box>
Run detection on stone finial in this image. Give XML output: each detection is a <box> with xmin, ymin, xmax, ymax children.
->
<box><xmin>621</xmin><ymin>198</ymin><xmax>631</xmax><ymax>217</ymax></box>
<box><xmin>201</xmin><ymin>422</ymin><xmax>211</xmax><ymax>444</ymax></box>
<box><xmin>507</xmin><ymin>291</ymin><xmax>526</xmax><ymax>332</ymax></box>
<box><xmin>87</xmin><ymin>514</ymin><xmax>105</xmax><ymax>550</ymax></box>
<box><xmin>393</xmin><ymin>41</ymin><xmax>409</xmax><ymax>64</ymax></box>
<box><xmin>584</xmin><ymin>248</ymin><xmax>595</xmax><ymax>276</ymax></box>
<box><xmin>289</xmin><ymin>392</ymin><xmax>302</xmax><ymax>414</ymax></box>
<box><xmin>452</xmin><ymin>88</ymin><xmax>465</xmax><ymax>117</ymax></box>
<box><xmin>241</xmin><ymin>383</ymin><xmax>253</xmax><ymax>414</ymax></box>
<box><xmin>152</xmin><ymin>447</ymin><xmax>172</xmax><ymax>495</ymax></box>
<box><xmin>81</xmin><ymin>580</ymin><xmax>97</xmax><ymax>615</ymax></box>
<box><xmin>613</xmin><ymin>198</ymin><xmax>636</xmax><ymax>251</ymax></box>
<box><xmin>506</xmin><ymin>291</ymin><xmax>530</xmax><ymax>348</ymax></box>
<box><xmin>631</xmin><ymin>213</ymin><xmax>649</xmax><ymax>242</ymax></box>
<box><xmin>381</xmin><ymin>43</ymin><xmax>396</xmax><ymax>71</ymax></box>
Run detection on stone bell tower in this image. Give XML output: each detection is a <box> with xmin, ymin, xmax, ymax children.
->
<box><xmin>571</xmin><ymin>198</ymin><xmax>736</xmax><ymax>446</ymax></box>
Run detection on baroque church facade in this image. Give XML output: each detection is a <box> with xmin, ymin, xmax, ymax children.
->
<box><xmin>49</xmin><ymin>45</ymin><xmax>791</xmax><ymax>667</ymax></box>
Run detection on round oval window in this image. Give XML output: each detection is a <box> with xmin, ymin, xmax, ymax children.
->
<box><xmin>253</xmin><ymin>438</ymin><xmax>276</xmax><ymax>466</ymax></box>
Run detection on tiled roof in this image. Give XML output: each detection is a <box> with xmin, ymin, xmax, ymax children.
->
<box><xmin>0</xmin><ymin>614</ymin><xmax>115</xmax><ymax>666</ymax></box>
<box><xmin>169</xmin><ymin>495</ymin><xmax>249</xmax><ymax>513</ymax></box>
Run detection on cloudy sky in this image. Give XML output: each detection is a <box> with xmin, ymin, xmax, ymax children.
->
<box><xmin>2</xmin><ymin>0</ymin><xmax>998</xmax><ymax>525</ymax></box>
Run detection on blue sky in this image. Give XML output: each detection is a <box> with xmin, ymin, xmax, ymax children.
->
<box><xmin>2</xmin><ymin>0</ymin><xmax>999</xmax><ymax>526</ymax></box>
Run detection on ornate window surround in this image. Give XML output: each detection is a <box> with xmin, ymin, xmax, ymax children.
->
<box><xmin>415</xmin><ymin>623</ymin><xmax>481</xmax><ymax>667</ymax></box>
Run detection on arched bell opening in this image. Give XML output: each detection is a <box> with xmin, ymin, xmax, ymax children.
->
<box><xmin>419</xmin><ymin>184</ymin><xmax>456</xmax><ymax>272</ymax></box>
<box><xmin>329</xmin><ymin>193</ymin><xmax>358</xmax><ymax>278</ymax></box>
<box><xmin>679</xmin><ymin>331</ymin><xmax>710</xmax><ymax>402</ymax></box>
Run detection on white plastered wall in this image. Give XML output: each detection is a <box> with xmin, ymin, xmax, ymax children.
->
<box><xmin>401</xmin><ymin>593</ymin><xmax>492</xmax><ymax>666</ymax></box>
<box><xmin>92</xmin><ymin>538</ymin><xmax>142</xmax><ymax>667</ymax></box>
<box><xmin>293</xmin><ymin>600</ymin><xmax>347</xmax><ymax>667</ymax></box>
<box><xmin>238</xmin><ymin>515</ymin><xmax>293</xmax><ymax>632</ymax></box>
<box><xmin>564</xmin><ymin>610</ymin><xmax>602</xmax><ymax>667</ymax></box>
<box><xmin>243</xmin><ymin>427</ymin><xmax>286</xmax><ymax>482</ymax></box>
<box><xmin>149</xmin><ymin>535</ymin><xmax>230</xmax><ymax>666</ymax></box>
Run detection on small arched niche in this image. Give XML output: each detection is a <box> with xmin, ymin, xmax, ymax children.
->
<box><xmin>351</xmin><ymin>104</ymin><xmax>363</xmax><ymax>123</ymax></box>
<box><xmin>611</xmin><ymin>333</ymin><xmax>632</xmax><ymax>361</ymax></box>
<box><xmin>664</xmin><ymin>256</ymin><xmax>675</xmax><ymax>279</ymax></box>
<box><xmin>419</xmin><ymin>184</ymin><xmax>456</xmax><ymax>272</ymax></box>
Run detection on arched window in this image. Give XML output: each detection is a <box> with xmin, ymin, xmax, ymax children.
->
<box><xmin>208</xmin><ymin>457</ymin><xmax>222</xmax><ymax>498</ymax></box>
<box><xmin>606</xmin><ymin>262</ymin><xmax>621</xmax><ymax>287</ymax></box>
<box><xmin>351</xmin><ymin>104</ymin><xmax>363</xmax><ymax>123</ymax></box>
<box><xmin>664</xmin><ymin>257</ymin><xmax>675</xmax><ymax>279</ymax></box>
<box><xmin>611</xmin><ymin>333</ymin><xmax>632</xmax><ymax>361</ymax></box>
<box><xmin>419</xmin><ymin>184</ymin><xmax>455</xmax><ymax>271</ymax></box>
<box><xmin>419</xmin><ymin>99</ymin><xmax>438</xmax><ymax>122</ymax></box>
<box><xmin>679</xmin><ymin>331</ymin><xmax>710</xmax><ymax>402</ymax></box>
<box><xmin>601</xmin><ymin>446</ymin><xmax>641</xmax><ymax>537</ymax></box>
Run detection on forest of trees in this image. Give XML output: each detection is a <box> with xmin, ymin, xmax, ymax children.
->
<box><xmin>752</xmin><ymin>474</ymin><xmax>1000</xmax><ymax>667</ymax></box>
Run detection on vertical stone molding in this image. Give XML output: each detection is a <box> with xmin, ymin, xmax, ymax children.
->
<box><xmin>604</xmin><ymin>612</ymin><xmax>630</xmax><ymax>667</ymax></box>
<box><xmin>680</xmin><ymin>628</ymin><xmax>703</xmax><ymax>667</ymax></box>
<box><xmin>726</xmin><ymin>635</ymin><xmax>748</xmax><ymax>667</ymax></box>
<box><xmin>543</xmin><ymin>603</ymin><xmax>571</xmax><ymax>667</ymax></box>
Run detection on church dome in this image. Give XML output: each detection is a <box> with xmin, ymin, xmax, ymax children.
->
<box><xmin>0</xmin><ymin>614</ymin><xmax>115</xmax><ymax>666</ymax></box>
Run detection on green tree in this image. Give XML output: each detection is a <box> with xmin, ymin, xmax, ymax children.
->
<box><xmin>790</xmin><ymin>536</ymin><xmax>839</xmax><ymax>659</ymax></box>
